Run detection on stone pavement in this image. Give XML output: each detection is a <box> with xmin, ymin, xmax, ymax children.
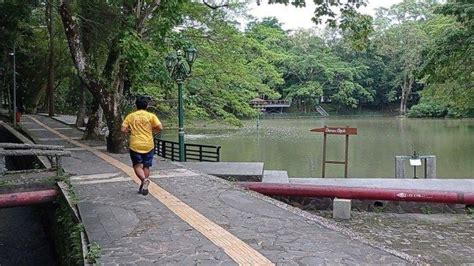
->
<box><xmin>20</xmin><ymin>115</ymin><xmax>412</xmax><ymax>264</ymax></box>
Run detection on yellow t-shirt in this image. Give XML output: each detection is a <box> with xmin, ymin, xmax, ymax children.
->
<box><xmin>122</xmin><ymin>110</ymin><xmax>162</xmax><ymax>153</ymax></box>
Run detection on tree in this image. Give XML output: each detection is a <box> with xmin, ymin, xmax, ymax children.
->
<box><xmin>57</xmin><ymin>0</ymin><xmax>185</xmax><ymax>152</ymax></box>
<box><xmin>46</xmin><ymin>0</ymin><xmax>55</xmax><ymax>117</ymax></box>
<box><xmin>417</xmin><ymin>0</ymin><xmax>474</xmax><ymax>116</ymax></box>
<box><xmin>373</xmin><ymin>0</ymin><xmax>437</xmax><ymax>115</ymax></box>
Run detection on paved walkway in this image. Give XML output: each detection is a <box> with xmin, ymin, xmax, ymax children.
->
<box><xmin>20</xmin><ymin>115</ymin><xmax>412</xmax><ymax>264</ymax></box>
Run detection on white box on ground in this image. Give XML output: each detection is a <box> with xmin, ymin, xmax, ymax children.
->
<box><xmin>333</xmin><ymin>198</ymin><xmax>351</xmax><ymax>220</ymax></box>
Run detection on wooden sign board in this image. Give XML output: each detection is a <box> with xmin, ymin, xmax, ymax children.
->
<box><xmin>311</xmin><ymin>126</ymin><xmax>357</xmax><ymax>178</ymax></box>
<box><xmin>310</xmin><ymin>127</ymin><xmax>357</xmax><ymax>135</ymax></box>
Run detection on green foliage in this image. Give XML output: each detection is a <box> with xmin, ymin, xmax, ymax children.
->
<box><xmin>467</xmin><ymin>206</ymin><xmax>474</xmax><ymax>216</ymax></box>
<box><xmin>2</xmin><ymin>0</ymin><xmax>472</xmax><ymax>129</ymax></box>
<box><xmin>418</xmin><ymin>0</ymin><xmax>474</xmax><ymax>116</ymax></box>
<box><xmin>407</xmin><ymin>101</ymin><xmax>447</xmax><ymax>118</ymax></box>
<box><xmin>421</xmin><ymin>206</ymin><xmax>433</xmax><ymax>215</ymax></box>
<box><xmin>53</xmin><ymin>197</ymin><xmax>84</xmax><ymax>265</ymax></box>
<box><xmin>86</xmin><ymin>242</ymin><xmax>102</xmax><ymax>264</ymax></box>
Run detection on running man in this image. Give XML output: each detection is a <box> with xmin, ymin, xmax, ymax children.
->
<box><xmin>121</xmin><ymin>97</ymin><xmax>163</xmax><ymax>195</ymax></box>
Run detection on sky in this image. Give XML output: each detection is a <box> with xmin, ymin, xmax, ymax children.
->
<box><xmin>247</xmin><ymin>0</ymin><xmax>403</xmax><ymax>30</ymax></box>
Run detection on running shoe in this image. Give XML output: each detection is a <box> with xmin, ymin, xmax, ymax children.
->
<box><xmin>141</xmin><ymin>178</ymin><xmax>150</xmax><ymax>195</ymax></box>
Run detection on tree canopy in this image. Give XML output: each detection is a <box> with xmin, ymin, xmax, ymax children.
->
<box><xmin>0</xmin><ymin>0</ymin><xmax>472</xmax><ymax>152</ymax></box>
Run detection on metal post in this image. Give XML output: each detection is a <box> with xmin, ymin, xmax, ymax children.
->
<box><xmin>424</xmin><ymin>158</ymin><xmax>427</xmax><ymax>179</ymax></box>
<box><xmin>12</xmin><ymin>45</ymin><xmax>16</xmax><ymax>127</ymax></box>
<box><xmin>344</xmin><ymin>133</ymin><xmax>349</xmax><ymax>178</ymax></box>
<box><xmin>178</xmin><ymin>80</ymin><xmax>185</xmax><ymax>162</ymax></box>
<box><xmin>256</xmin><ymin>111</ymin><xmax>259</xmax><ymax>129</ymax></box>
<box><xmin>322</xmin><ymin>127</ymin><xmax>327</xmax><ymax>178</ymax></box>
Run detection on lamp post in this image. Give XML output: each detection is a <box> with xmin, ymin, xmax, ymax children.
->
<box><xmin>9</xmin><ymin>45</ymin><xmax>16</xmax><ymax>127</ymax></box>
<box><xmin>165</xmin><ymin>47</ymin><xmax>197</xmax><ymax>162</ymax></box>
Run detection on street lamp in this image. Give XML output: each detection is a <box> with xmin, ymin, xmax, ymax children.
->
<box><xmin>9</xmin><ymin>45</ymin><xmax>16</xmax><ymax>127</ymax></box>
<box><xmin>165</xmin><ymin>46</ymin><xmax>197</xmax><ymax>161</ymax></box>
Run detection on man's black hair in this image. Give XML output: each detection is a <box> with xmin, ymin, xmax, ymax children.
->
<box><xmin>136</xmin><ymin>97</ymin><xmax>148</xmax><ymax>110</ymax></box>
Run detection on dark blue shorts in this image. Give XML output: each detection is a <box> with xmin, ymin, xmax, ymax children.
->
<box><xmin>129</xmin><ymin>149</ymin><xmax>154</xmax><ymax>167</ymax></box>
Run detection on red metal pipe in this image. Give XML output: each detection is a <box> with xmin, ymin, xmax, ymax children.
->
<box><xmin>0</xmin><ymin>188</ymin><xmax>58</xmax><ymax>208</ymax></box>
<box><xmin>239</xmin><ymin>182</ymin><xmax>474</xmax><ymax>205</ymax></box>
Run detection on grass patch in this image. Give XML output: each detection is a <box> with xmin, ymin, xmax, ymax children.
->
<box><xmin>50</xmin><ymin>197</ymin><xmax>84</xmax><ymax>265</ymax></box>
<box><xmin>86</xmin><ymin>242</ymin><xmax>102</xmax><ymax>264</ymax></box>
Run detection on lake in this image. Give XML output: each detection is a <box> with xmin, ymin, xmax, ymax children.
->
<box><xmin>162</xmin><ymin>117</ymin><xmax>474</xmax><ymax>178</ymax></box>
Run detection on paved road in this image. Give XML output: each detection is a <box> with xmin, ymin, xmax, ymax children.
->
<box><xmin>20</xmin><ymin>115</ymin><xmax>411</xmax><ymax>265</ymax></box>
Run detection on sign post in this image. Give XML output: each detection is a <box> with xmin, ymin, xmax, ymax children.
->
<box><xmin>310</xmin><ymin>126</ymin><xmax>357</xmax><ymax>178</ymax></box>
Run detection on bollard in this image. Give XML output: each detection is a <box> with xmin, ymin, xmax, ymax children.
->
<box><xmin>0</xmin><ymin>153</ymin><xmax>6</xmax><ymax>175</ymax></box>
<box><xmin>395</xmin><ymin>155</ymin><xmax>437</xmax><ymax>179</ymax></box>
<box><xmin>425</xmin><ymin>156</ymin><xmax>437</xmax><ymax>179</ymax></box>
<box><xmin>333</xmin><ymin>198</ymin><xmax>351</xmax><ymax>220</ymax></box>
<box><xmin>395</xmin><ymin>156</ymin><xmax>406</xmax><ymax>178</ymax></box>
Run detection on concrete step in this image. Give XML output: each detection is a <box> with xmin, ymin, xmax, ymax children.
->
<box><xmin>263</xmin><ymin>170</ymin><xmax>289</xmax><ymax>183</ymax></box>
<box><xmin>179</xmin><ymin>162</ymin><xmax>264</xmax><ymax>181</ymax></box>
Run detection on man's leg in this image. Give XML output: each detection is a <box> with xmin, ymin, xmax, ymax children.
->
<box><xmin>134</xmin><ymin>163</ymin><xmax>150</xmax><ymax>195</ymax></box>
<box><xmin>143</xmin><ymin>167</ymin><xmax>150</xmax><ymax>179</ymax></box>
<box><xmin>133</xmin><ymin>163</ymin><xmax>146</xmax><ymax>182</ymax></box>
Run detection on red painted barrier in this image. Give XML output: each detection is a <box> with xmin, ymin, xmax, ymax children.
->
<box><xmin>238</xmin><ymin>182</ymin><xmax>474</xmax><ymax>205</ymax></box>
<box><xmin>0</xmin><ymin>188</ymin><xmax>58</xmax><ymax>208</ymax></box>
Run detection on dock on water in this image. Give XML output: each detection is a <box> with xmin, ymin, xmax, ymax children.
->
<box><xmin>12</xmin><ymin>114</ymin><xmax>418</xmax><ymax>264</ymax></box>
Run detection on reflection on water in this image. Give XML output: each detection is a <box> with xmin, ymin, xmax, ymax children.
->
<box><xmin>162</xmin><ymin>117</ymin><xmax>474</xmax><ymax>178</ymax></box>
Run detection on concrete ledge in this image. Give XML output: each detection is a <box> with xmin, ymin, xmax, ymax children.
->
<box><xmin>290</xmin><ymin>178</ymin><xmax>474</xmax><ymax>193</ymax></box>
<box><xmin>179</xmin><ymin>162</ymin><xmax>264</xmax><ymax>182</ymax></box>
<box><xmin>263</xmin><ymin>170</ymin><xmax>289</xmax><ymax>183</ymax></box>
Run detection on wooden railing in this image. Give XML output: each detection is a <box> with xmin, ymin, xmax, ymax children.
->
<box><xmin>154</xmin><ymin>138</ymin><xmax>221</xmax><ymax>162</ymax></box>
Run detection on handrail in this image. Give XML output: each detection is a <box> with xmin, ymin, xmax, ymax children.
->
<box><xmin>0</xmin><ymin>144</ymin><xmax>71</xmax><ymax>175</ymax></box>
<box><xmin>154</xmin><ymin>137</ymin><xmax>221</xmax><ymax>162</ymax></box>
<box><xmin>0</xmin><ymin>143</ymin><xmax>65</xmax><ymax>150</ymax></box>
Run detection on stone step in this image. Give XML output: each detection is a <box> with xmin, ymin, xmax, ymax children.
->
<box><xmin>262</xmin><ymin>170</ymin><xmax>289</xmax><ymax>183</ymax></box>
<box><xmin>179</xmin><ymin>162</ymin><xmax>264</xmax><ymax>182</ymax></box>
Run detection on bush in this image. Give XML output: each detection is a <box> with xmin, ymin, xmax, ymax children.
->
<box><xmin>407</xmin><ymin>102</ymin><xmax>448</xmax><ymax>118</ymax></box>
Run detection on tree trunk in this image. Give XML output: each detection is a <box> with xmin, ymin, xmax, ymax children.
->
<box><xmin>31</xmin><ymin>84</ymin><xmax>47</xmax><ymax>113</ymax></box>
<box><xmin>0</xmin><ymin>71</ymin><xmax>3</xmax><ymax>110</ymax></box>
<box><xmin>46</xmin><ymin>0</ymin><xmax>55</xmax><ymax>117</ymax></box>
<box><xmin>399</xmin><ymin>77</ymin><xmax>414</xmax><ymax>116</ymax></box>
<box><xmin>83</xmin><ymin>99</ymin><xmax>103</xmax><ymax>140</ymax></box>
<box><xmin>101</xmin><ymin>90</ymin><xmax>127</xmax><ymax>153</ymax></box>
<box><xmin>76</xmin><ymin>82</ymin><xmax>86</xmax><ymax>127</ymax></box>
<box><xmin>59</xmin><ymin>1</ymin><xmax>127</xmax><ymax>153</ymax></box>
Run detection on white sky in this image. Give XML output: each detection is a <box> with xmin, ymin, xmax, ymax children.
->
<box><xmin>247</xmin><ymin>0</ymin><xmax>402</xmax><ymax>30</ymax></box>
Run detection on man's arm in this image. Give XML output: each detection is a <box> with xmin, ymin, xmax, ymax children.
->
<box><xmin>121</xmin><ymin>115</ymin><xmax>130</xmax><ymax>133</ymax></box>
<box><xmin>153</xmin><ymin>123</ymin><xmax>163</xmax><ymax>133</ymax></box>
<box><xmin>151</xmin><ymin>115</ymin><xmax>163</xmax><ymax>133</ymax></box>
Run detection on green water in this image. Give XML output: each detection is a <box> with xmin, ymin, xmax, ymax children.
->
<box><xmin>162</xmin><ymin>117</ymin><xmax>474</xmax><ymax>178</ymax></box>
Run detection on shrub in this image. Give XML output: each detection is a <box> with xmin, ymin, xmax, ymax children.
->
<box><xmin>407</xmin><ymin>102</ymin><xmax>448</xmax><ymax>118</ymax></box>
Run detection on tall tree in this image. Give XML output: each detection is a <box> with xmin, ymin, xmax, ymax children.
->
<box><xmin>374</xmin><ymin>0</ymin><xmax>436</xmax><ymax>115</ymax></box>
<box><xmin>46</xmin><ymin>0</ymin><xmax>55</xmax><ymax>117</ymax></box>
<box><xmin>58</xmin><ymin>0</ymin><xmax>184</xmax><ymax>152</ymax></box>
<box><xmin>417</xmin><ymin>0</ymin><xmax>474</xmax><ymax>116</ymax></box>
